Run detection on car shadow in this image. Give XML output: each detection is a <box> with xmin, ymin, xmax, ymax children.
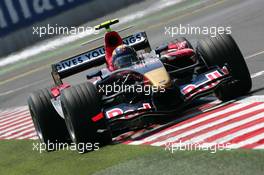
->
<box><xmin>113</xmin><ymin>96</ymin><xmax>220</xmax><ymax>144</ymax></box>
<box><xmin>114</xmin><ymin>91</ymin><xmax>263</xmax><ymax>144</ymax></box>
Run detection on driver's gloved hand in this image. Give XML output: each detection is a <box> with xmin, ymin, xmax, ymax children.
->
<box><xmin>159</xmin><ymin>55</ymin><xmax>175</xmax><ymax>62</ymax></box>
<box><xmin>155</xmin><ymin>45</ymin><xmax>168</xmax><ymax>55</ymax></box>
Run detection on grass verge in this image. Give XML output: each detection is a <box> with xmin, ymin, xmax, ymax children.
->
<box><xmin>0</xmin><ymin>140</ymin><xmax>264</xmax><ymax>175</ymax></box>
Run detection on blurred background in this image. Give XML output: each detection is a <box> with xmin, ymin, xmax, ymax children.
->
<box><xmin>0</xmin><ymin>0</ymin><xmax>143</xmax><ymax>57</ymax></box>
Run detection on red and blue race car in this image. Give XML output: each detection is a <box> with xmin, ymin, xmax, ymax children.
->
<box><xmin>28</xmin><ymin>19</ymin><xmax>252</xmax><ymax>152</ymax></box>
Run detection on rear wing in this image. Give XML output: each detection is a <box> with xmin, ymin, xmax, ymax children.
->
<box><xmin>51</xmin><ymin>32</ymin><xmax>151</xmax><ymax>86</ymax></box>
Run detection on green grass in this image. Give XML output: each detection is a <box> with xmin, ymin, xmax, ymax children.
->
<box><xmin>0</xmin><ymin>140</ymin><xmax>264</xmax><ymax>175</ymax></box>
<box><xmin>0</xmin><ymin>140</ymin><xmax>158</xmax><ymax>175</ymax></box>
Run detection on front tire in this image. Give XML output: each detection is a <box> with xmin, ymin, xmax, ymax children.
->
<box><xmin>197</xmin><ymin>34</ymin><xmax>252</xmax><ymax>101</ymax></box>
<box><xmin>27</xmin><ymin>88</ymin><xmax>70</xmax><ymax>150</ymax></box>
<box><xmin>60</xmin><ymin>82</ymin><xmax>112</xmax><ymax>153</ymax></box>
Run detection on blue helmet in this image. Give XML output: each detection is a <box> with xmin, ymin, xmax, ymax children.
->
<box><xmin>112</xmin><ymin>45</ymin><xmax>138</xmax><ymax>69</ymax></box>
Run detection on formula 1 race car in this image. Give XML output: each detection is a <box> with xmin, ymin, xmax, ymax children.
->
<box><xmin>28</xmin><ymin>19</ymin><xmax>252</xmax><ymax>152</ymax></box>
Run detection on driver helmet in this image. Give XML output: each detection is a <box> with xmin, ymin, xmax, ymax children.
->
<box><xmin>112</xmin><ymin>45</ymin><xmax>139</xmax><ymax>69</ymax></box>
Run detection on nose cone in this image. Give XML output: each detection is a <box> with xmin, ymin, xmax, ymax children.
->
<box><xmin>144</xmin><ymin>67</ymin><xmax>171</xmax><ymax>89</ymax></box>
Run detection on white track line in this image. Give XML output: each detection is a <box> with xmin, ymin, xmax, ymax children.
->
<box><xmin>0</xmin><ymin>106</ymin><xmax>28</xmax><ymax>114</ymax></box>
<box><xmin>251</xmin><ymin>70</ymin><xmax>264</xmax><ymax>79</ymax></box>
<box><xmin>17</xmin><ymin>133</ymin><xmax>37</xmax><ymax>140</ymax></box>
<box><xmin>0</xmin><ymin>109</ymin><xmax>20</xmax><ymax>117</ymax></box>
<box><xmin>0</xmin><ymin>120</ymin><xmax>33</xmax><ymax>134</ymax></box>
<box><xmin>245</xmin><ymin>50</ymin><xmax>264</xmax><ymax>60</ymax></box>
<box><xmin>0</xmin><ymin>113</ymin><xmax>30</xmax><ymax>127</ymax></box>
<box><xmin>0</xmin><ymin>108</ymin><xmax>28</xmax><ymax>120</ymax></box>
<box><xmin>151</xmin><ymin>103</ymin><xmax>264</xmax><ymax>146</ymax></box>
<box><xmin>0</xmin><ymin>107</ymin><xmax>25</xmax><ymax>115</ymax></box>
<box><xmin>228</xmin><ymin>132</ymin><xmax>264</xmax><ymax>149</ymax></box>
<box><xmin>29</xmin><ymin>136</ymin><xmax>38</xmax><ymax>140</ymax></box>
<box><xmin>4</xmin><ymin>128</ymin><xmax>36</xmax><ymax>139</ymax></box>
<box><xmin>246</xmin><ymin>49</ymin><xmax>264</xmax><ymax>79</ymax></box>
<box><xmin>0</xmin><ymin>111</ymin><xmax>30</xmax><ymax>123</ymax></box>
<box><xmin>187</xmin><ymin>112</ymin><xmax>264</xmax><ymax>143</ymax></box>
<box><xmin>212</xmin><ymin>122</ymin><xmax>264</xmax><ymax>144</ymax></box>
<box><xmin>0</xmin><ymin>107</ymin><xmax>28</xmax><ymax>117</ymax></box>
<box><xmin>0</xmin><ymin>79</ymin><xmax>48</xmax><ymax>96</ymax></box>
<box><xmin>0</xmin><ymin>123</ymin><xmax>34</xmax><ymax>137</ymax></box>
<box><xmin>253</xmin><ymin>144</ymin><xmax>264</xmax><ymax>149</ymax></box>
<box><xmin>236</xmin><ymin>96</ymin><xmax>264</xmax><ymax>103</ymax></box>
<box><xmin>0</xmin><ymin>116</ymin><xmax>32</xmax><ymax>130</ymax></box>
<box><xmin>129</xmin><ymin>103</ymin><xmax>250</xmax><ymax>145</ymax></box>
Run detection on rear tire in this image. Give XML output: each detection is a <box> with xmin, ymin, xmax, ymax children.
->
<box><xmin>197</xmin><ymin>34</ymin><xmax>252</xmax><ymax>101</ymax></box>
<box><xmin>61</xmin><ymin>82</ymin><xmax>112</xmax><ymax>153</ymax></box>
<box><xmin>27</xmin><ymin>88</ymin><xmax>70</xmax><ymax>150</ymax></box>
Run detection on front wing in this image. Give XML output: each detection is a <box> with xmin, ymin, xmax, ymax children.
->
<box><xmin>101</xmin><ymin>66</ymin><xmax>231</xmax><ymax>134</ymax></box>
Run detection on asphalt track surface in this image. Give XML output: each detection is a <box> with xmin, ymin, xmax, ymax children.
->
<box><xmin>1</xmin><ymin>0</ymin><xmax>264</xmax><ymax>108</ymax></box>
<box><xmin>1</xmin><ymin>0</ymin><xmax>264</xmax><ymax>146</ymax></box>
